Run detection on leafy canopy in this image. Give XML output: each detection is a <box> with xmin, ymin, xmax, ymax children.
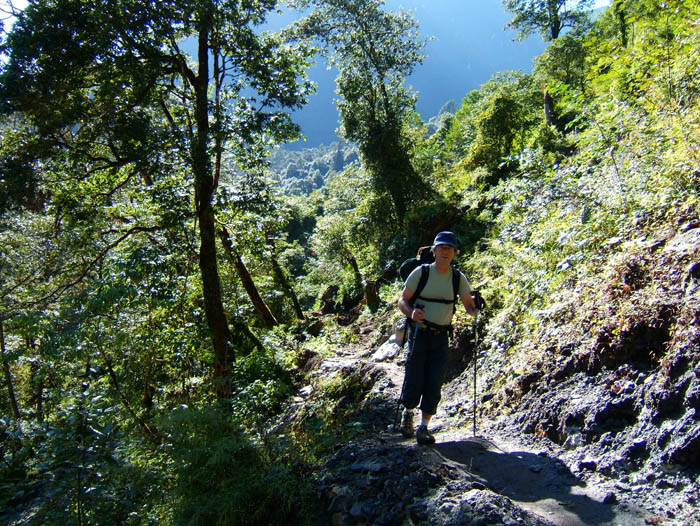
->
<box><xmin>289</xmin><ymin>0</ymin><xmax>430</xmax><ymax>227</ymax></box>
<box><xmin>503</xmin><ymin>0</ymin><xmax>593</xmax><ymax>41</ymax></box>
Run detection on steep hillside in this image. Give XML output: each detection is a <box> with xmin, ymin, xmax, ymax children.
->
<box><xmin>268</xmin><ymin>140</ymin><xmax>358</xmax><ymax>195</ymax></box>
<box><xmin>445</xmin><ymin>217</ymin><xmax>700</xmax><ymax>524</ymax></box>
<box><xmin>288</xmin><ymin>215</ymin><xmax>699</xmax><ymax>525</ymax></box>
<box><xmin>279</xmin><ymin>5</ymin><xmax>700</xmax><ymax>523</ymax></box>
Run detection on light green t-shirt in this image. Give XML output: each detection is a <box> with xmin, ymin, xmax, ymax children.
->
<box><xmin>405</xmin><ymin>264</ymin><xmax>471</xmax><ymax>326</ymax></box>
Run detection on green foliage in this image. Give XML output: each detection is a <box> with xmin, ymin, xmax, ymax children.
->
<box><xmin>467</xmin><ymin>89</ymin><xmax>527</xmax><ymax>174</ymax></box>
<box><xmin>2</xmin><ymin>1</ymin><xmax>700</xmax><ymax>523</ymax></box>
<box><xmin>290</xmin><ymin>0</ymin><xmax>431</xmax><ymax>226</ymax></box>
<box><xmin>307</xmin><ymin>164</ymin><xmax>396</xmax><ymax>300</ymax></box>
<box><xmin>584</xmin><ymin>1</ymin><xmax>700</xmax><ymax>107</ymax></box>
<box><xmin>0</xmin><ymin>397</ymin><xmax>161</xmax><ymax>526</ymax></box>
<box><xmin>438</xmin><ymin>71</ymin><xmax>542</xmax><ymax>180</ymax></box>
<box><xmin>0</xmin><ymin>0</ymin><xmax>316</xmax><ymax>397</ymax></box>
<box><xmin>535</xmin><ymin>32</ymin><xmax>587</xmax><ymax>92</ymax></box>
<box><xmin>503</xmin><ymin>0</ymin><xmax>593</xmax><ymax>41</ymax></box>
<box><xmin>161</xmin><ymin>406</ymin><xmax>311</xmax><ymax>526</ymax></box>
<box><xmin>230</xmin><ymin>350</ymin><xmax>293</xmax><ymax>430</ymax></box>
<box><xmin>288</xmin><ymin>366</ymin><xmax>369</xmax><ymax>462</ymax></box>
<box><xmin>442</xmin><ymin>90</ymin><xmax>483</xmax><ymax>159</ymax></box>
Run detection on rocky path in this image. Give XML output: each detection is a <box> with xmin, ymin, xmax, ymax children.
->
<box><xmin>306</xmin><ymin>333</ymin><xmax>666</xmax><ymax>526</ymax></box>
<box><xmin>427</xmin><ymin>432</ymin><xmax>651</xmax><ymax>526</ymax></box>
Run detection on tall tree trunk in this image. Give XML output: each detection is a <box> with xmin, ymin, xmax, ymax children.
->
<box><xmin>1</xmin><ymin>321</ymin><xmax>21</xmax><ymax>419</ymax></box>
<box><xmin>348</xmin><ymin>253</ymin><xmax>363</xmax><ymax>289</ymax></box>
<box><xmin>544</xmin><ymin>89</ymin><xmax>554</xmax><ymax>125</ymax></box>
<box><xmin>30</xmin><ymin>362</ymin><xmax>44</xmax><ymax>423</ymax></box>
<box><xmin>268</xmin><ymin>243</ymin><xmax>305</xmax><ymax>320</ymax></box>
<box><xmin>26</xmin><ymin>335</ymin><xmax>43</xmax><ymax>422</ymax></box>
<box><xmin>614</xmin><ymin>0</ymin><xmax>628</xmax><ymax>47</ymax></box>
<box><xmin>218</xmin><ymin>228</ymin><xmax>279</xmax><ymax>329</ymax></box>
<box><xmin>548</xmin><ymin>0</ymin><xmax>561</xmax><ymax>40</ymax></box>
<box><xmin>193</xmin><ymin>18</ymin><xmax>234</xmax><ymax>399</ymax></box>
<box><xmin>363</xmin><ymin>280</ymin><xmax>381</xmax><ymax>313</ymax></box>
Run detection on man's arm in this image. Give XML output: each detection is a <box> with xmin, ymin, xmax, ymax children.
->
<box><xmin>398</xmin><ymin>287</ymin><xmax>425</xmax><ymax>323</ymax></box>
<box><xmin>460</xmin><ymin>291</ymin><xmax>476</xmax><ymax>316</ymax></box>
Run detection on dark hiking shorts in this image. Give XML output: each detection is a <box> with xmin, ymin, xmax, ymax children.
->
<box><xmin>399</xmin><ymin>328</ymin><xmax>450</xmax><ymax>415</ymax></box>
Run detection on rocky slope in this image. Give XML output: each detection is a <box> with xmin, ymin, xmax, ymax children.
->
<box><xmin>286</xmin><ymin>221</ymin><xmax>699</xmax><ymax>525</ymax></box>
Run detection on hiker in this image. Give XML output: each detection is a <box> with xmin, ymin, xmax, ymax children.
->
<box><xmin>397</xmin><ymin>231</ymin><xmax>485</xmax><ymax>445</ymax></box>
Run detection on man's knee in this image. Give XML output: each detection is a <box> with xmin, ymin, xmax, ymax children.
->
<box><xmin>400</xmin><ymin>384</ymin><xmax>421</xmax><ymax>409</ymax></box>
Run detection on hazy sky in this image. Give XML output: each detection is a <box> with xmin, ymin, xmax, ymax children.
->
<box><xmin>291</xmin><ymin>0</ymin><xmax>610</xmax><ymax>147</ymax></box>
<box><xmin>1</xmin><ymin>0</ymin><xmax>612</xmax><ymax>147</ymax></box>
<box><xmin>293</xmin><ymin>0</ymin><xmax>548</xmax><ymax>147</ymax></box>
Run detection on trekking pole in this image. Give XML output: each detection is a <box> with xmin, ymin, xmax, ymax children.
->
<box><xmin>393</xmin><ymin>305</ymin><xmax>423</xmax><ymax>431</ymax></box>
<box><xmin>472</xmin><ymin>306</ymin><xmax>479</xmax><ymax>437</ymax></box>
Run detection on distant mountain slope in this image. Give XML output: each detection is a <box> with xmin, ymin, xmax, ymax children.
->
<box><xmin>268</xmin><ymin>140</ymin><xmax>359</xmax><ymax>196</ymax></box>
<box><xmin>272</xmin><ymin>99</ymin><xmax>463</xmax><ymax>195</ymax></box>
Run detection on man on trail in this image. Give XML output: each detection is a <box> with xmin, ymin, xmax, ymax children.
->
<box><xmin>397</xmin><ymin>231</ymin><xmax>484</xmax><ymax>445</ymax></box>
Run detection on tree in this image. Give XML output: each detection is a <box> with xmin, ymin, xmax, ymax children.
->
<box><xmin>290</xmin><ymin>0</ymin><xmax>429</xmax><ymax>227</ymax></box>
<box><xmin>218</xmin><ymin>227</ymin><xmax>279</xmax><ymax>330</ymax></box>
<box><xmin>443</xmin><ymin>72</ymin><xmax>540</xmax><ymax>178</ymax></box>
<box><xmin>503</xmin><ymin>0</ymin><xmax>592</xmax><ymax>126</ymax></box>
<box><xmin>534</xmin><ymin>33</ymin><xmax>587</xmax><ymax>93</ymax></box>
<box><xmin>612</xmin><ymin>0</ymin><xmax>629</xmax><ymax>47</ymax></box>
<box><xmin>533</xmin><ymin>31</ymin><xmax>588</xmax><ymax>126</ymax></box>
<box><xmin>503</xmin><ymin>0</ymin><xmax>593</xmax><ymax>41</ymax></box>
<box><xmin>0</xmin><ymin>0</ymin><xmax>311</xmax><ymax>399</ymax></box>
<box><xmin>0</xmin><ymin>321</ymin><xmax>20</xmax><ymax>418</ymax></box>
<box><xmin>467</xmin><ymin>90</ymin><xmax>526</xmax><ymax>175</ymax></box>
<box><xmin>443</xmin><ymin>90</ymin><xmax>484</xmax><ymax>160</ymax></box>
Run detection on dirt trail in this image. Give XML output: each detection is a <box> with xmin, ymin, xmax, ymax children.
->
<box><xmin>316</xmin><ymin>335</ymin><xmax>655</xmax><ymax>526</ymax></box>
<box><xmin>425</xmin><ymin>432</ymin><xmax>651</xmax><ymax>526</ymax></box>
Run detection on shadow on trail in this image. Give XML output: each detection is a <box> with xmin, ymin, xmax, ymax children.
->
<box><xmin>434</xmin><ymin>437</ymin><xmax>616</xmax><ymax>526</ymax></box>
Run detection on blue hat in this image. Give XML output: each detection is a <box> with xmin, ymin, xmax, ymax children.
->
<box><xmin>433</xmin><ymin>231</ymin><xmax>460</xmax><ymax>248</ymax></box>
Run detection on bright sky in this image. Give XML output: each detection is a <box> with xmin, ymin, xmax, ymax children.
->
<box><xmin>1</xmin><ymin>0</ymin><xmax>613</xmax><ymax>32</ymax></box>
<box><xmin>1</xmin><ymin>0</ymin><xmax>27</xmax><ymax>36</ymax></box>
<box><xmin>2</xmin><ymin>0</ymin><xmax>613</xmax><ymax>27</ymax></box>
<box><xmin>1</xmin><ymin>0</ymin><xmax>27</xmax><ymax>17</ymax></box>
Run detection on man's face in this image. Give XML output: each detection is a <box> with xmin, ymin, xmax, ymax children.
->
<box><xmin>434</xmin><ymin>244</ymin><xmax>456</xmax><ymax>263</ymax></box>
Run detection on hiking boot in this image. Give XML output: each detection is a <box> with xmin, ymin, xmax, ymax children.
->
<box><xmin>416</xmin><ymin>425</ymin><xmax>435</xmax><ymax>445</ymax></box>
<box><xmin>399</xmin><ymin>408</ymin><xmax>414</xmax><ymax>438</ymax></box>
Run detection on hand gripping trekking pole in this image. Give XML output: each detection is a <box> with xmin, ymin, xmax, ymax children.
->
<box><xmin>472</xmin><ymin>306</ymin><xmax>479</xmax><ymax>437</ymax></box>
<box><xmin>393</xmin><ymin>304</ymin><xmax>423</xmax><ymax>431</ymax></box>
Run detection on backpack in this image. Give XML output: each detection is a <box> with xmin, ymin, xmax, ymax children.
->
<box><xmin>395</xmin><ymin>255</ymin><xmax>461</xmax><ymax>346</ymax></box>
<box><xmin>399</xmin><ymin>246</ymin><xmax>434</xmax><ymax>282</ymax></box>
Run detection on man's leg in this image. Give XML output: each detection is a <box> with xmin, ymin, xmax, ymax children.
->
<box><xmin>416</xmin><ymin>333</ymin><xmax>449</xmax><ymax>445</ymax></box>
<box><xmin>399</xmin><ymin>330</ymin><xmax>427</xmax><ymax>411</ymax></box>
<box><xmin>399</xmin><ymin>330</ymin><xmax>427</xmax><ymax>437</ymax></box>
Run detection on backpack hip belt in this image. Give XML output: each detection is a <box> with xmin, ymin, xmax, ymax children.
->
<box><xmin>409</xmin><ymin>319</ymin><xmax>453</xmax><ymax>335</ymax></box>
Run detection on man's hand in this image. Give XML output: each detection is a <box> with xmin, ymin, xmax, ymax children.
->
<box><xmin>411</xmin><ymin>303</ymin><xmax>426</xmax><ymax>323</ymax></box>
<box><xmin>471</xmin><ymin>290</ymin><xmax>486</xmax><ymax>310</ymax></box>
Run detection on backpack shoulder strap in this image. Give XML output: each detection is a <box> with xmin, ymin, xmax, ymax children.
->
<box><xmin>451</xmin><ymin>266</ymin><xmax>460</xmax><ymax>300</ymax></box>
<box><xmin>451</xmin><ymin>266</ymin><xmax>460</xmax><ymax>313</ymax></box>
<box><xmin>410</xmin><ymin>264</ymin><xmax>430</xmax><ymax>306</ymax></box>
